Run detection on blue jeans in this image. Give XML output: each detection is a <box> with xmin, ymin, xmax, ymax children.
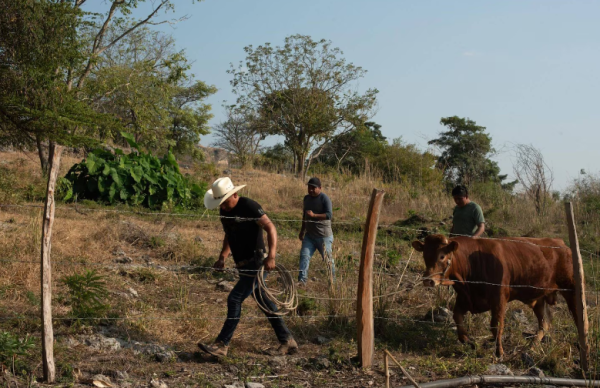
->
<box><xmin>298</xmin><ymin>234</ymin><xmax>335</xmax><ymax>283</ymax></box>
<box><xmin>216</xmin><ymin>274</ymin><xmax>291</xmax><ymax>346</ymax></box>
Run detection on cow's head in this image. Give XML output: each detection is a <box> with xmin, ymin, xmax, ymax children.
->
<box><xmin>412</xmin><ymin>234</ymin><xmax>459</xmax><ymax>287</ymax></box>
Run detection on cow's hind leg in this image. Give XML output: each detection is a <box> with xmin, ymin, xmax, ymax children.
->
<box><xmin>560</xmin><ymin>290</ymin><xmax>579</xmax><ymax>327</ymax></box>
<box><xmin>490</xmin><ymin>297</ymin><xmax>508</xmax><ymax>357</ymax></box>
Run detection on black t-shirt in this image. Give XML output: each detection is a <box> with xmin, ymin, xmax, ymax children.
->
<box><xmin>220</xmin><ymin>197</ymin><xmax>266</xmax><ymax>270</ymax></box>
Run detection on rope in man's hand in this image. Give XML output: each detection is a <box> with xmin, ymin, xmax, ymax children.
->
<box><xmin>253</xmin><ymin>263</ymin><xmax>298</xmax><ymax>316</ymax></box>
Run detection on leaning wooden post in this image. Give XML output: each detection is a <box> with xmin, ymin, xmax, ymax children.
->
<box><xmin>565</xmin><ymin>201</ymin><xmax>590</xmax><ymax>372</ymax></box>
<box><xmin>384</xmin><ymin>350</ymin><xmax>390</xmax><ymax>388</ymax></box>
<box><xmin>357</xmin><ymin>188</ymin><xmax>385</xmax><ymax>368</ymax></box>
<box><xmin>41</xmin><ymin>144</ymin><xmax>63</xmax><ymax>383</ymax></box>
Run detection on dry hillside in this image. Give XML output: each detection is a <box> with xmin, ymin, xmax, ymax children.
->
<box><xmin>1</xmin><ymin>150</ymin><xmax>599</xmax><ymax>388</ymax></box>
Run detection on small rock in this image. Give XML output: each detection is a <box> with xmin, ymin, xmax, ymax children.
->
<box><xmin>486</xmin><ymin>364</ymin><xmax>513</xmax><ymax>376</ymax></box>
<box><xmin>527</xmin><ymin>367</ymin><xmax>545</xmax><ymax>377</ymax></box>
<box><xmin>115</xmin><ymin>256</ymin><xmax>133</xmax><ymax>264</ymax></box>
<box><xmin>521</xmin><ymin>352</ymin><xmax>535</xmax><ymax>367</ymax></box>
<box><xmin>313</xmin><ymin>336</ymin><xmax>332</xmax><ymax>345</ymax></box>
<box><xmin>163</xmin><ymin>232</ymin><xmax>179</xmax><ymax>242</ymax></box>
<box><xmin>311</xmin><ymin>277</ymin><xmax>317</xmax><ymax>282</ymax></box>
<box><xmin>194</xmin><ymin>236</ymin><xmax>204</xmax><ymax>243</ymax></box>
<box><xmin>125</xmin><ymin>341</ymin><xmax>176</xmax><ymax>362</ymax></box>
<box><xmin>245</xmin><ymin>383</ymin><xmax>265</xmax><ymax>388</ymax></box>
<box><xmin>61</xmin><ymin>337</ymin><xmax>81</xmax><ymax>348</ymax></box>
<box><xmin>217</xmin><ymin>280</ymin><xmax>234</xmax><ymax>292</ymax></box>
<box><xmin>92</xmin><ymin>375</ymin><xmax>112</xmax><ymax>387</ymax></box>
<box><xmin>439</xmin><ymin>222</ymin><xmax>446</xmax><ymax>226</ymax></box>
<box><xmin>82</xmin><ymin>334</ymin><xmax>122</xmax><ymax>351</ymax></box>
<box><xmin>113</xmin><ymin>248</ymin><xmax>126</xmax><ymax>256</ymax></box>
<box><xmin>224</xmin><ymin>383</ymin><xmax>244</xmax><ymax>388</ymax></box>
<box><xmin>127</xmin><ymin>287</ymin><xmax>139</xmax><ymax>298</ymax></box>
<box><xmin>149</xmin><ymin>378</ymin><xmax>168</xmax><ymax>388</ymax></box>
<box><xmin>270</xmin><ymin>356</ymin><xmax>287</xmax><ymax>368</ymax></box>
<box><xmin>510</xmin><ymin>309</ymin><xmax>529</xmax><ymax>325</ymax></box>
<box><xmin>115</xmin><ymin>371</ymin><xmax>129</xmax><ymax>380</ymax></box>
<box><xmin>142</xmin><ymin>255</ymin><xmax>153</xmax><ymax>264</ymax></box>
<box><xmin>310</xmin><ymin>357</ymin><xmax>330</xmax><ymax>369</ymax></box>
<box><xmin>228</xmin><ymin>365</ymin><xmax>239</xmax><ymax>375</ymax></box>
<box><xmin>424</xmin><ymin>307</ymin><xmax>452</xmax><ymax>323</ymax></box>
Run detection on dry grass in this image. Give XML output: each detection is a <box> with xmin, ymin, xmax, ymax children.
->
<box><xmin>1</xmin><ymin>151</ymin><xmax>600</xmax><ymax>387</ymax></box>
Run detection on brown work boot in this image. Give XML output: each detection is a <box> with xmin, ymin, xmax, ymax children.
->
<box><xmin>198</xmin><ymin>340</ymin><xmax>228</xmax><ymax>358</ymax></box>
<box><xmin>276</xmin><ymin>337</ymin><xmax>298</xmax><ymax>355</ymax></box>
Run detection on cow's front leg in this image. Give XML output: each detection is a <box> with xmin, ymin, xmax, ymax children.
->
<box><xmin>533</xmin><ymin>299</ymin><xmax>551</xmax><ymax>342</ymax></box>
<box><xmin>491</xmin><ymin>301</ymin><xmax>507</xmax><ymax>357</ymax></box>
<box><xmin>453</xmin><ymin>303</ymin><xmax>472</xmax><ymax>346</ymax></box>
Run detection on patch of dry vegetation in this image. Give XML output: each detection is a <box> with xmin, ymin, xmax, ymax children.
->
<box><xmin>1</xmin><ymin>151</ymin><xmax>600</xmax><ymax>387</ymax></box>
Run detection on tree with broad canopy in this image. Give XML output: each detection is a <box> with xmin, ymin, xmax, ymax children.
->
<box><xmin>228</xmin><ymin>34</ymin><xmax>378</xmax><ymax>178</ymax></box>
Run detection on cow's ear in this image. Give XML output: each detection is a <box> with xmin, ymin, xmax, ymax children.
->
<box><xmin>445</xmin><ymin>241</ymin><xmax>459</xmax><ymax>253</ymax></box>
<box><xmin>412</xmin><ymin>241</ymin><xmax>425</xmax><ymax>252</ymax></box>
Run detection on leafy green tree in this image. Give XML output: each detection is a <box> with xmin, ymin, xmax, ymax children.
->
<box><xmin>0</xmin><ymin>0</ymin><xmax>100</xmax><ymax>173</ymax></box>
<box><xmin>228</xmin><ymin>34</ymin><xmax>378</xmax><ymax>178</ymax></box>
<box><xmin>372</xmin><ymin>138</ymin><xmax>443</xmax><ymax>188</ymax></box>
<box><xmin>318</xmin><ymin>121</ymin><xmax>387</xmax><ymax>173</ymax></box>
<box><xmin>428</xmin><ymin>116</ymin><xmax>515</xmax><ymax>189</ymax></box>
<box><xmin>84</xmin><ymin>27</ymin><xmax>216</xmax><ymax>157</ymax></box>
<box><xmin>0</xmin><ymin>0</ymin><xmax>201</xmax><ymax>173</ymax></box>
<box><xmin>256</xmin><ymin>144</ymin><xmax>295</xmax><ymax>172</ymax></box>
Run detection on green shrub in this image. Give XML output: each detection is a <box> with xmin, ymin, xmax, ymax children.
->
<box><xmin>0</xmin><ymin>331</ymin><xmax>35</xmax><ymax>370</ymax></box>
<box><xmin>385</xmin><ymin>249</ymin><xmax>401</xmax><ymax>268</ymax></box>
<box><xmin>59</xmin><ymin>132</ymin><xmax>207</xmax><ymax>209</ymax></box>
<box><xmin>61</xmin><ymin>270</ymin><xmax>109</xmax><ymax>320</ymax></box>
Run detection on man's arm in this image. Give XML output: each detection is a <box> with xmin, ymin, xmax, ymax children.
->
<box><xmin>214</xmin><ymin>235</ymin><xmax>231</xmax><ymax>269</ymax></box>
<box><xmin>299</xmin><ymin>211</ymin><xmax>307</xmax><ymax>240</ymax></box>
<box><xmin>258</xmin><ymin>214</ymin><xmax>277</xmax><ymax>271</ymax></box>
<box><xmin>305</xmin><ymin>195</ymin><xmax>333</xmax><ymax>220</ymax></box>
<box><xmin>472</xmin><ymin>204</ymin><xmax>486</xmax><ymax>238</ymax></box>
<box><xmin>305</xmin><ymin>210</ymin><xmax>327</xmax><ymax>220</ymax></box>
<box><xmin>472</xmin><ymin>223</ymin><xmax>485</xmax><ymax>238</ymax></box>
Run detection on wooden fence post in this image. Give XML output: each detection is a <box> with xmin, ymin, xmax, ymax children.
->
<box><xmin>357</xmin><ymin>188</ymin><xmax>385</xmax><ymax>368</ymax></box>
<box><xmin>565</xmin><ymin>201</ymin><xmax>589</xmax><ymax>372</ymax></box>
<box><xmin>41</xmin><ymin>144</ymin><xmax>63</xmax><ymax>383</ymax></box>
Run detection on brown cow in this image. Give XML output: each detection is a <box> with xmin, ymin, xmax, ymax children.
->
<box><xmin>412</xmin><ymin>234</ymin><xmax>576</xmax><ymax>357</ymax></box>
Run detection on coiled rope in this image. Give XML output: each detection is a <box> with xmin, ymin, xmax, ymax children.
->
<box><xmin>253</xmin><ymin>263</ymin><xmax>298</xmax><ymax>316</ymax></box>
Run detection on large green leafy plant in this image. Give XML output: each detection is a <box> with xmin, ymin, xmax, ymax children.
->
<box><xmin>60</xmin><ymin>133</ymin><xmax>206</xmax><ymax>209</ymax></box>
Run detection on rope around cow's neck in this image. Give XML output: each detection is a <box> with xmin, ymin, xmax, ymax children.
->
<box><xmin>252</xmin><ymin>263</ymin><xmax>298</xmax><ymax>316</ymax></box>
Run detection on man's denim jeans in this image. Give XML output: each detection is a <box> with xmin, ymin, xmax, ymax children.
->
<box><xmin>216</xmin><ymin>274</ymin><xmax>291</xmax><ymax>346</ymax></box>
<box><xmin>298</xmin><ymin>234</ymin><xmax>335</xmax><ymax>283</ymax></box>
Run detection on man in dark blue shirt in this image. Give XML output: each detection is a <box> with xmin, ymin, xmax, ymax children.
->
<box><xmin>298</xmin><ymin>177</ymin><xmax>335</xmax><ymax>284</ymax></box>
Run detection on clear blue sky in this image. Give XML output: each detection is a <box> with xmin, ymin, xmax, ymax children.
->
<box><xmin>85</xmin><ymin>1</ymin><xmax>600</xmax><ymax>190</ymax></box>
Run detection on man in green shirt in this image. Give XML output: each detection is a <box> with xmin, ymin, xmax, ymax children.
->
<box><xmin>450</xmin><ymin>185</ymin><xmax>485</xmax><ymax>238</ymax></box>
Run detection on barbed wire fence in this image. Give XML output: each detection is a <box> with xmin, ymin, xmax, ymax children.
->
<box><xmin>1</xmin><ymin>198</ymin><xmax>600</xmax><ymax>376</ymax></box>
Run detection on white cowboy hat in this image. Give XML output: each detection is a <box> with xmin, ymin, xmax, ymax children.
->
<box><xmin>203</xmin><ymin>177</ymin><xmax>246</xmax><ymax>210</ymax></box>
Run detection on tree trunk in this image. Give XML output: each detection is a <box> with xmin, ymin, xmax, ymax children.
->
<box><xmin>296</xmin><ymin>151</ymin><xmax>306</xmax><ymax>179</ymax></box>
<box><xmin>36</xmin><ymin>134</ymin><xmax>49</xmax><ymax>175</ymax></box>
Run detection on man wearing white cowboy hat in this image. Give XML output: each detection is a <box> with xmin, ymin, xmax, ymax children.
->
<box><xmin>198</xmin><ymin>177</ymin><xmax>298</xmax><ymax>358</ymax></box>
